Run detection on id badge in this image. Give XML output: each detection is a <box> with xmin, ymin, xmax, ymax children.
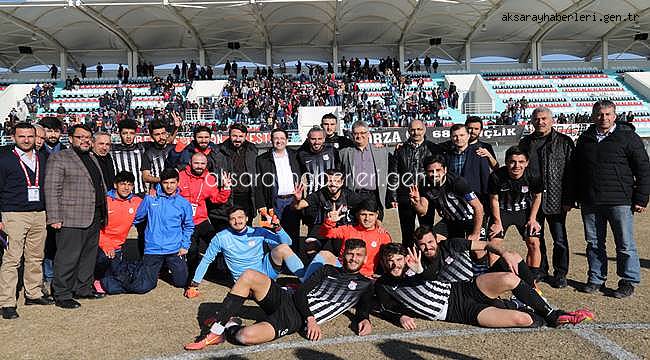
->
<box><xmin>28</xmin><ymin>186</ymin><xmax>40</xmax><ymax>202</ymax></box>
<box><xmin>191</xmin><ymin>203</ymin><xmax>198</xmax><ymax>216</ymax></box>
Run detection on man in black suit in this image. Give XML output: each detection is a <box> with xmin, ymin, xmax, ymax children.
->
<box><xmin>255</xmin><ymin>129</ymin><xmax>302</xmax><ymax>249</ymax></box>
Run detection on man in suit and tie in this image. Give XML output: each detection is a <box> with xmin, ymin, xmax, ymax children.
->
<box><xmin>338</xmin><ymin>121</ymin><xmax>389</xmax><ymax>219</ymax></box>
<box><xmin>45</xmin><ymin>124</ymin><xmax>108</xmax><ymax>309</ymax></box>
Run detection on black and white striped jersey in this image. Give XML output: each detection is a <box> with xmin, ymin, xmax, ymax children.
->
<box><xmin>111</xmin><ymin>142</ymin><xmax>149</xmax><ymax>194</ymax></box>
<box><xmin>488</xmin><ymin>167</ymin><xmax>543</xmax><ymax>213</ymax></box>
<box><xmin>422</xmin><ymin>238</ymin><xmax>474</xmax><ymax>283</ymax></box>
<box><xmin>296</xmin><ymin>147</ymin><xmax>339</xmax><ymax>195</ymax></box>
<box><xmin>141</xmin><ymin>143</ymin><xmax>173</xmax><ymax>190</ymax></box>
<box><xmin>422</xmin><ymin>173</ymin><xmax>476</xmax><ymax>222</ymax></box>
<box><xmin>376</xmin><ymin>274</ymin><xmax>452</xmax><ymax>321</ymax></box>
<box><xmin>294</xmin><ymin>265</ymin><xmax>373</xmax><ymax>324</ymax></box>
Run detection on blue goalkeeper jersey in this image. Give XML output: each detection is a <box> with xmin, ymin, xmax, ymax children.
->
<box><xmin>192</xmin><ymin>226</ymin><xmax>292</xmax><ymax>282</ymax></box>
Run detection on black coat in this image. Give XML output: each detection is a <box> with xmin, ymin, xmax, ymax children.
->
<box><xmin>254</xmin><ymin>148</ymin><xmax>301</xmax><ymax>210</ymax></box>
<box><xmin>573</xmin><ymin>123</ymin><xmax>650</xmax><ymax>207</ymax></box>
<box><xmin>519</xmin><ymin>129</ymin><xmax>575</xmax><ymax>214</ymax></box>
<box><xmin>388</xmin><ymin>139</ymin><xmax>444</xmax><ymax>203</ymax></box>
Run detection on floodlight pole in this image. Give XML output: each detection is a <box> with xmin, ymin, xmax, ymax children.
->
<box><xmin>601</xmin><ymin>39</ymin><xmax>608</xmax><ymax>70</ymax></box>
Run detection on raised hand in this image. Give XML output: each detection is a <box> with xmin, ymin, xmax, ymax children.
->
<box><xmin>405</xmin><ymin>246</ymin><xmax>423</xmax><ymax>274</ymax></box>
<box><xmin>408</xmin><ymin>185</ymin><xmax>420</xmax><ymax>203</ymax></box>
<box><xmin>293</xmin><ymin>183</ymin><xmax>305</xmax><ymax>202</ymax></box>
<box><xmin>220</xmin><ymin>170</ymin><xmax>232</xmax><ymax>189</ymax></box>
<box><xmin>327</xmin><ymin>203</ymin><xmax>344</xmax><ymax>223</ymax></box>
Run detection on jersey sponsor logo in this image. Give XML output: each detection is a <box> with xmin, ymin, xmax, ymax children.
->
<box><xmin>348</xmin><ymin>281</ymin><xmax>357</xmax><ymax>290</ymax></box>
<box><xmin>327</xmin><ymin>276</ymin><xmax>337</xmax><ymax>280</ymax></box>
<box><xmin>278</xmin><ymin>328</ymin><xmax>289</xmax><ymax>337</ymax></box>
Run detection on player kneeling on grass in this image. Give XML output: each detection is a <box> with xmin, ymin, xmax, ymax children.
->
<box><xmin>375</xmin><ymin>243</ymin><xmax>593</xmax><ymax>330</ymax></box>
<box><xmin>488</xmin><ymin>146</ymin><xmax>544</xmax><ymax>280</ymax></box>
<box><xmin>100</xmin><ymin>168</ymin><xmax>195</xmax><ymax>294</ymax></box>
<box><xmin>93</xmin><ymin>171</ymin><xmax>143</xmax><ymax>294</ymax></box>
<box><xmin>184</xmin><ymin>239</ymin><xmax>374</xmax><ymax>350</ymax></box>
<box><xmin>183</xmin><ymin>206</ymin><xmax>306</xmax><ymax>298</ymax></box>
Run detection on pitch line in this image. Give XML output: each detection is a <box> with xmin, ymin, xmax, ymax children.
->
<box><xmin>145</xmin><ymin>322</ymin><xmax>650</xmax><ymax>360</ymax></box>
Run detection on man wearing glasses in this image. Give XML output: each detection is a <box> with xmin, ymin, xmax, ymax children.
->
<box><xmin>45</xmin><ymin>124</ymin><xmax>108</xmax><ymax>309</ymax></box>
<box><xmin>339</xmin><ymin>121</ymin><xmax>389</xmax><ymax>219</ymax></box>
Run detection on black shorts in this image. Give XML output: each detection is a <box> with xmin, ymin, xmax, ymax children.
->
<box><xmin>490</xmin><ymin>211</ymin><xmax>540</xmax><ymax>239</ymax></box>
<box><xmin>258</xmin><ymin>281</ymin><xmax>304</xmax><ymax>339</ymax></box>
<box><xmin>445</xmin><ymin>279</ymin><xmax>493</xmax><ymax>326</ymax></box>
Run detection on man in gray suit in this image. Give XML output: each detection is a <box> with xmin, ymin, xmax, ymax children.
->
<box><xmin>45</xmin><ymin>124</ymin><xmax>108</xmax><ymax>309</ymax></box>
<box><xmin>339</xmin><ymin>121</ymin><xmax>389</xmax><ymax>218</ymax></box>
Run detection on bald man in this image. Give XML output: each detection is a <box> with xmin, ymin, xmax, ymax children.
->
<box><xmin>388</xmin><ymin>119</ymin><xmax>444</xmax><ymax>248</ymax></box>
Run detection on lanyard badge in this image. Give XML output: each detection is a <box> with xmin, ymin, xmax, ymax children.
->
<box><xmin>13</xmin><ymin>150</ymin><xmax>40</xmax><ymax>202</ymax></box>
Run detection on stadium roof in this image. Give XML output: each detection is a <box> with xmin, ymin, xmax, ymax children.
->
<box><xmin>0</xmin><ymin>0</ymin><xmax>649</xmax><ymax>71</ymax></box>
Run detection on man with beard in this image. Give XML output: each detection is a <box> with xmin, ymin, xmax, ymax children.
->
<box><xmin>111</xmin><ymin>119</ymin><xmax>147</xmax><ymax>196</ymax></box>
<box><xmin>375</xmin><ymin>243</ymin><xmax>593</xmax><ymax>330</ymax></box>
<box><xmin>388</xmin><ymin>119</ymin><xmax>444</xmax><ymax>248</ymax></box>
<box><xmin>39</xmin><ymin>116</ymin><xmax>66</xmax><ymax>154</ymax></box>
<box><xmin>45</xmin><ymin>124</ymin><xmax>108</xmax><ymax>309</ymax></box>
<box><xmin>178</xmin><ymin>152</ymin><xmax>231</xmax><ymax>275</ymax></box>
<box><xmin>92</xmin><ymin>132</ymin><xmax>115</xmax><ymax>190</ymax></box>
<box><xmin>293</xmin><ymin>169</ymin><xmax>366</xmax><ymax>255</ymax></box>
<box><xmin>0</xmin><ymin>123</ymin><xmax>52</xmax><ymax>320</ymax></box>
<box><xmin>184</xmin><ymin>239</ymin><xmax>373</xmax><ymax>350</ymax></box>
<box><xmin>38</xmin><ymin>117</ymin><xmax>66</xmax><ymax>296</ymax></box>
<box><xmin>166</xmin><ymin>126</ymin><xmax>218</xmax><ymax>171</ymax></box>
<box><xmin>141</xmin><ymin>120</ymin><xmax>174</xmax><ymax>192</ymax></box>
<box><xmin>465</xmin><ymin>116</ymin><xmax>498</xmax><ymax>170</ymax></box>
<box><xmin>214</xmin><ymin>123</ymin><xmax>258</xmax><ymax>224</ymax></box>
<box><xmin>297</xmin><ymin>126</ymin><xmax>339</xmax><ymax>196</ymax></box>
<box><xmin>443</xmin><ymin>124</ymin><xmax>491</xmax><ymax>209</ymax></box>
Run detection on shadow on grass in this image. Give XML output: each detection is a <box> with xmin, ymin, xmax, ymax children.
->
<box><xmin>294</xmin><ymin>348</ymin><xmax>345</xmax><ymax>360</ymax></box>
<box><xmin>573</xmin><ymin>252</ymin><xmax>650</xmax><ymax>269</ymax></box>
<box><xmin>377</xmin><ymin>339</ymin><xmax>481</xmax><ymax>360</ymax></box>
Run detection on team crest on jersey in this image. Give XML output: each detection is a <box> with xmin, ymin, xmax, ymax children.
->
<box><xmin>128</xmin><ymin>208</ymin><xmax>134</xmax><ymax>214</ymax></box>
<box><xmin>248</xmin><ymin>240</ymin><xmax>256</xmax><ymax>247</ymax></box>
<box><xmin>521</xmin><ymin>186</ymin><xmax>529</xmax><ymax>193</ymax></box>
<box><xmin>348</xmin><ymin>281</ymin><xmax>357</xmax><ymax>290</ymax></box>
<box><xmin>323</xmin><ymin>154</ymin><xmax>330</xmax><ymax>161</ymax></box>
<box><xmin>445</xmin><ymin>256</ymin><xmax>454</xmax><ymax>264</ymax></box>
<box><xmin>371</xmin><ymin>241</ymin><xmax>377</xmax><ymax>248</ymax></box>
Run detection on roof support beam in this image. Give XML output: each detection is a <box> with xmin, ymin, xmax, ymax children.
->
<box><xmin>398</xmin><ymin>0</ymin><xmax>424</xmax><ymax>46</ymax></box>
<box><xmin>75</xmin><ymin>5</ymin><xmax>138</xmax><ymax>71</ymax></box>
<box><xmin>584</xmin><ymin>6</ymin><xmax>650</xmax><ymax>60</ymax></box>
<box><xmin>332</xmin><ymin>0</ymin><xmax>340</xmax><ymax>72</ymax></box>
<box><xmin>249</xmin><ymin>2</ymin><xmax>271</xmax><ymax>48</ymax></box>
<box><xmin>519</xmin><ymin>0</ymin><xmax>596</xmax><ymax>63</ymax></box>
<box><xmin>0</xmin><ymin>10</ymin><xmax>79</xmax><ymax>70</ymax></box>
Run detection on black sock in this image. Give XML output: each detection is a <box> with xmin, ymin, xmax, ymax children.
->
<box><xmin>511</xmin><ymin>280</ymin><xmax>553</xmax><ymax>318</ymax></box>
<box><xmin>216</xmin><ymin>293</ymin><xmax>247</xmax><ymax>327</ymax></box>
<box><xmin>516</xmin><ymin>261</ymin><xmax>536</xmax><ymax>286</ymax></box>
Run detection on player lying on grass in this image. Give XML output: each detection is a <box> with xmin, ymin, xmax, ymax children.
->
<box><xmin>184</xmin><ymin>238</ymin><xmax>374</xmax><ymax>350</ymax></box>
<box><xmin>375</xmin><ymin>243</ymin><xmax>593</xmax><ymax>330</ymax></box>
<box><xmin>183</xmin><ymin>206</ymin><xmax>306</xmax><ymax>298</ymax></box>
<box><xmin>412</xmin><ymin>224</ymin><xmax>537</xmax><ymax>286</ymax></box>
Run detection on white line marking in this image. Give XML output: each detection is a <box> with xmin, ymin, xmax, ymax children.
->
<box><xmin>145</xmin><ymin>322</ymin><xmax>650</xmax><ymax>360</ymax></box>
<box><xmin>572</xmin><ymin>328</ymin><xmax>641</xmax><ymax>360</ymax></box>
